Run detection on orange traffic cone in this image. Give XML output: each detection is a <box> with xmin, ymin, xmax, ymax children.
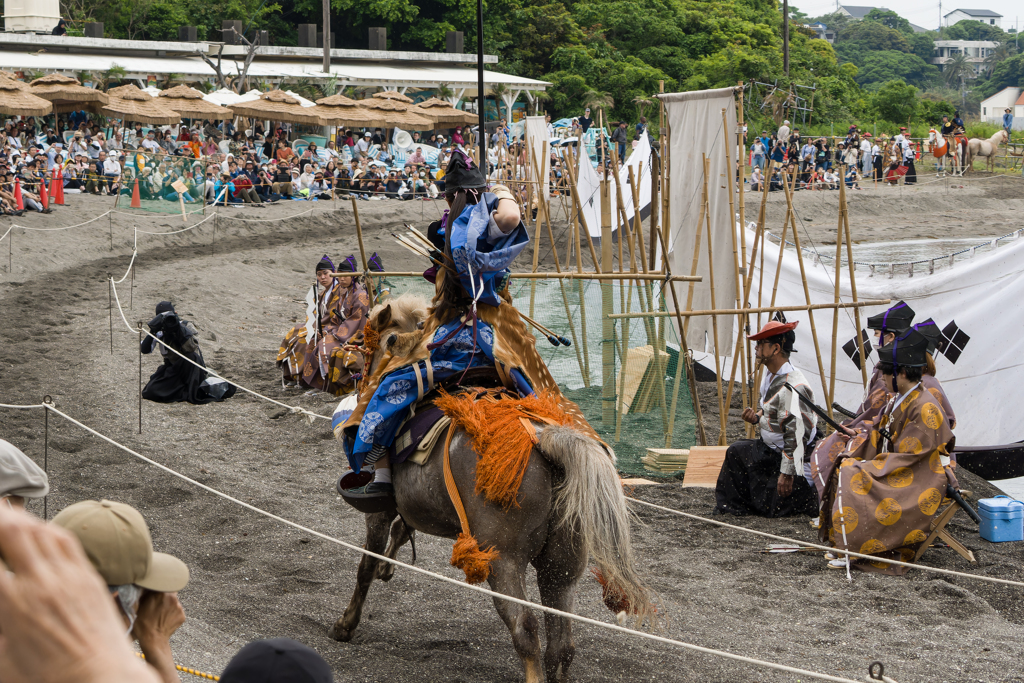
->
<box><xmin>52</xmin><ymin>167</ymin><xmax>64</xmax><ymax>205</ymax></box>
<box><xmin>14</xmin><ymin>177</ymin><xmax>23</xmax><ymax>210</ymax></box>
<box><xmin>131</xmin><ymin>177</ymin><xmax>141</xmax><ymax>208</ymax></box>
<box><xmin>39</xmin><ymin>176</ymin><xmax>49</xmax><ymax>210</ymax></box>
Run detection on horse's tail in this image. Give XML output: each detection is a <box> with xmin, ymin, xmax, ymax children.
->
<box><xmin>538</xmin><ymin>425</ymin><xmax>655</xmax><ymax>626</ymax></box>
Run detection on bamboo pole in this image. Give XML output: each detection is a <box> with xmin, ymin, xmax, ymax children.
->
<box><xmin>719</xmin><ymin>107</ymin><xmax>745</xmax><ymax>430</ymax></box>
<box><xmin>609</xmin><ymin>299</ymin><xmax>890</xmax><ymax>319</ymax></box>
<box><xmin>351</xmin><ymin>197</ymin><xmax>368</xmax><ymax>272</ymax></box>
<box><xmin>827</xmin><ymin>169</ymin><xmax>848</xmax><ymax>418</ymax></box>
<box><xmin>572</xmin><ymin>163</ymin><xmax>591</xmax><ymax>388</ymax></box>
<box><xmin>600</xmin><ymin>130</ymin><xmax>616</xmax><ymax>425</ymax></box>
<box><xmin>841</xmin><ymin>183</ymin><xmax>868</xmax><ymax>389</ymax></box>
<box><xmin>563</xmin><ymin>145</ymin><xmax>602</xmax><ymax>272</ymax></box>
<box><xmin>695</xmin><ymin>156</ymin><xmax>728</xmax><ymax>446</ymax></box>
<box><xmin>736</xmin><ymin>82</ymin><xmax>750</xmax><ymax>434</ymax></box>
<box><xmin>783</xmin><ymin>178</ymin><xmax>832</xmax><ymax>411</ymax></box>
<box><xmin>337</xmin><ymin>271</ymin><xmax>700</xmax><ymax>281</ymax></box>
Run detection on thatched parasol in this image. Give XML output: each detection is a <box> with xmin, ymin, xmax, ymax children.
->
<box><xmin>315</xmin><ymin>93</ymin><xmax>380</xmax><ymax>127</ymax></box>
<box><xmin>411</xmin><ymin>97</ymin><xmax>477</xmax><ymax>126</ymax></box>
<box><xmin>0</xmin><ymin>73</ymin><xmax>28</xmax><ymax>90</ymax></box>
<box><xmin>371</xmin><ymin>91</ymin><xmax>414</xmax><ymax>104</ymax></box>
<box><xmin>158</xmin><ymin>84</ymin><xmax>233</xmax><ymax>120</ymax></box>
<box><xmin>101</xmin><ymin>84</ymin><xmax>181</xmax><ymax>125</ymax></box>
<box><xmin>356</xmin><ymin>97</ymin><xmax>433</xmax><ymax>130</ymax></box>
<box><xmin>0</xmin><ymin>79</ymin><xmax>53</xmax><ymax>117</ymax></box>
<box><xmin>228</xmin><ymin>90</ymin><xmax>329</xmax><ymax>126</ymax></box>
<box><xmin>29</xmin><ymin>74</ymin><xmax>108</xmax><ymax>106</ymax></box>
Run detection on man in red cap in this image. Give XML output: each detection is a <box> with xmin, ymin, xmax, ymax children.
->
<box><xmin>714</xmin><ymin>316</ymin><xmax>819</xmax><ymax>517</ymax></box>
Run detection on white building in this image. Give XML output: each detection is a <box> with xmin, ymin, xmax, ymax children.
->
<box><xmin>806</xmin><ymin>22</ymin><xmax>836</xmax><ymax>43</ymax></box>
<box><xmin>932</xmin><ymin>40</ymin><xmax>998</xmax><ymax>76</ymax></box>
<box><xmin>980</xmin><ymin>87</ymin><xmax>1024</xmax><ymax>130</ymax></box>
<box><xmin>944</xmin><ymin>9</ymin><xmax>1002</xmax><ymax>28</ymax></box>
<box><xmin>837</xmin><ymin>5</ymin><xmax>884</xmax><ymax>20</ymax></box>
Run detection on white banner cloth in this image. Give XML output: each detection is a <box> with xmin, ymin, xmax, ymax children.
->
<box><xmin>525</xmin><ymin>115</ymin><xmax>550</xmax><ymax>198</ymax></box>
<box><xmin>661</xmin><ymin>87</ymin><xmax>739</xmax><ymax>348</ymax></box>
<box><xmin>745</xmin><ymin>227</ymin><xmax>1024</xmax><ymax>446</ymax></box>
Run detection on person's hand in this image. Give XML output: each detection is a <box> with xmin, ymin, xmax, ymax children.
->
<box><xmin>0</xmin><ymin>505</ymin><xmax>160</xmax><ymax>683</ymax></box>
<box><xmin>836</xmin><ymin>425</ymin><xmax>856</xmax><ymax>441</ymax></box>
<box><xmin>133</xmin><ymin>591</ymin><xmax>185</xmax><ymax>683</ymax></box>
<box><xmin>777</xmin><ymin>473</ymin><xmax>794</xmax><ymax>498</ymax></box>
<box><xmin>741</xmin><ymin>407</ymin><xmax>761</xmax><ymax>425</ymax></box>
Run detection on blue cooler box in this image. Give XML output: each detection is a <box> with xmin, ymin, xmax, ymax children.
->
<box><xmin>978</xmin><ymin>496</ymin><xmax>1024</xmax><ymax>543</ymax></box>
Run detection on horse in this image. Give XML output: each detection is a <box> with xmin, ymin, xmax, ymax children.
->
<box><xmin>928</xmin><ymin>128</ymin><xmax>966</xmax><ymax>177</ymax></box>
<box><xmin>967</xmin><ymin>129</ymin><xmax>1009</xmax><ymax>174</ymax></box>
<box><xmin>329</xmin><ymin>293</ymin><xmax>652</xmax><ymax>683</ymax></box>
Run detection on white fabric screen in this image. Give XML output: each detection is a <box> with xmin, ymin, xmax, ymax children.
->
<box><xmin>660</xmin><ymin>87</ymin><xmax>739</xmax><ymax>350</ymax></box>
<box><xmin>524</xmin><ymin>115</ymin><xmax>550</xmax><ymax>198</ymax></box>
<box><xmin>745</xmin><ymin>226</ymin><xmax>1024</xmax><ymax>446</ymax></box>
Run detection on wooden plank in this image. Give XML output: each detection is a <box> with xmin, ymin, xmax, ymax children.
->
<box><xmin>621</xmin><ymin>478</ymin><xmax>660</xmax><ymax>486</ymax></box>
<box><xmin>680</xmin><ymin>446</ymin><xmax>729</xmax><ymax>488</ymax></box>
<box><xmin>634</xmin><ymin>347</ymin><xmax>669</xmax><ymax>413</ymax></box>
<box><xmin>619</xmin><ymin>346</ymin><xmax>653</xmax><ymax>414</ymax></box>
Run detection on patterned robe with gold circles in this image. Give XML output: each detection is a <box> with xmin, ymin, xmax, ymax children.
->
<box><xmin>818</xmin><ymin>386</ymin><xmax>956</xmax><ymax>574</ymax></box>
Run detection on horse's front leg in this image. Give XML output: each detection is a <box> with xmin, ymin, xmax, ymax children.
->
<box><xmin>375</xmin><ymin>515</ymin><xmax>414</xmax><ymax>581</ymax></box>
<box><xmin>329</xmin><ymin>510</ymin><xmax>396</xmax><ymax>642</ymax></box>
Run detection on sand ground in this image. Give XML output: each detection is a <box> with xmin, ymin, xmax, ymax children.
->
<box><xmin>2</xmin><ymin>178</ymin><xmax>1023</xmax><ymax>682</ymax></box>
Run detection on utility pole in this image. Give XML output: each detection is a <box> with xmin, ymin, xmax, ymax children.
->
<box><xmin>322</xmin><ymin>0</ymin><xmax>330</xmax><ymax>74</ymax></box>
<box><xmin>477</xmin><ymin>0</ymin><xmax>486</xmax><ymax>166</ymax></box>
<box><xmin>783</xmin><ymin>0</ymin><xmax>790</xmax><ymax>77</ymax></box>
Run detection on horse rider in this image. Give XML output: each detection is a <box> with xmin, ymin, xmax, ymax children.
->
<box><xmin>340</xmin><ymin>149</ymin><xmax>592</xmax><ymax>499</ymax></box>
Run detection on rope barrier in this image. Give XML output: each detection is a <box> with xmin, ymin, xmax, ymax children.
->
<box><xmin>0</xmin><ymin>399</ymin><xmax>888</xmax><ymax>683</ymax></box>
<box><xmin>135</xmin><ymin>653</ymin><xmax>219</xmax><ymax>681</ymax></box>
<box><xmin>7</xmin><ymin>210</ymin><xmax>113</xmax><ymax>232</ymax></box>
<box><xmin>109</xmin><ymin>277</ymin><xmax>330</xmax><ymax>422</ymax></box>
<box><xmin>627</xmin><ymin>498</ymin><xmax>1024</xmax><ymax>588</ymax></box>
<box><xmin>112</xmin><ymin>251</ymin><xmax>138</xmax><ymax>284</ymax></box>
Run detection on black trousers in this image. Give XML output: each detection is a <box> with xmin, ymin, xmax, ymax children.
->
<box><xmin>714</xmin><ymin>439</ymin><xmax>818</xmax><ymax>517</ymax></box>
<box><xmin>904</xmin><ymin>158</ymin><xmax>917</xmax><ymax>184</ymax></box>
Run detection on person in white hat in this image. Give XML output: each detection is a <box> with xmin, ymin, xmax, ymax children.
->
<box><xmin>53</xmin><ymin>499</ymin><xmax>190</xmax><ymax>683</ymax></box>
<box><xmin>0</xmin><ymin>439</ymin><xmax>48</xmax><ymax>511</ymax></box>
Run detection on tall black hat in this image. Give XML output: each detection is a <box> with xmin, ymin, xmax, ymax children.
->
<box><xmin>443</xmin><ymin>149</ymin><xmax>486</xmax><ymax>193</ymax></box>
<box><xmin>155</xmin><ymin>301</ymin><xmax>175</xmax><ymax>315</ymax></box>
<box><xmin>867</xmin><ymin>300</ymin><xmax>915</xmax><ymax>337</ymax></box>
<box><xmin>336</xmin><ymin>254</ymin><xmax>357</xmax><ymax>273</ymax></box>
<box><xmin>367</xmin><ymin>252</ymin><xmax>384</xmax><ymax>273</ymax></box>
<box><xmin>912</xmin><ymin>318</ymin><xmax>942</xmax><ymax>355</ymax></box>
<box><xmin>878</xmin><ymin>328</ymin><xmax>929</xmax><ymax>375</ymax></box>
<box><xmin>315</xmin><ymin>255</ymin><xmax>334</xmax><ymax>272</ymax></box>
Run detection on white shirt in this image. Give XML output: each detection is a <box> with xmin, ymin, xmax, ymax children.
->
<box><xmin>759</xmin><ymin>362</ymin><xmax>793</xmax><ymax>450</ymax></box>
<box><xmin>141</xmin><ymin>138</ymin><xmax>161</xmax><ymax>153</ymax></box>
<box><xmin>103</xmin><ymin>158</ymin><xmax>121</xmax><ymax>175</ymax></box>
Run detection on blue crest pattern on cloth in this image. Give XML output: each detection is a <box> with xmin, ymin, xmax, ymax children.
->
<box><xmin>344</xmin><ymin>316</ymin><xmax>502</xmax><ymax>471</ymax></box>
<box><xmin>447</xmin><ymin>192</ymin><xmax>529</xmax><ymax>307</ymax></box>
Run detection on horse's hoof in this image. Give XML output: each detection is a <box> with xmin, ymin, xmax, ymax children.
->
<box><xmin>376</xmin><ymin>563</ymin><xmax>396</xmax><ymax>582</ymax></box>
<box><xmin>328</xmin><ymin>623</ymin><xmax>355</xmax><ymax>642</ymax></box>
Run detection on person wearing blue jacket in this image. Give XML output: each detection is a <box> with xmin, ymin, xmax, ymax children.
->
<box><xmin>1003</xmin><ymin>108</ymin><xmax>1014</xmax><ymax>137</ymax></box>
<box><xmin>212</xmin><ymin>172</ymin><xmax>236</xmax><ymax>205</ymax></box>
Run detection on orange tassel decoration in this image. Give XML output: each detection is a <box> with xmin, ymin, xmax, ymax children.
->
<box><xmin>450</xmin><ymin>532</ymin><xmax>499</xmax><ymax>584</ymax></box>
<box><xmin>435</xmin><ymin>389</ymin><xmax>574</xmax><ymax>508</ymax></box>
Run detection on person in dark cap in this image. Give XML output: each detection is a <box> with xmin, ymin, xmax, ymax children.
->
<box><xmin>362</xmin><ymin>251</ymin><xmax>390</xmax><ymax>304</ymax></box>
<box><xmin>277</xmin><ymin>255</ymin><xmax>369</xmax><ymax>395</ymax></box>
<box><xmin>141</xmin><ymin>301</ymin><xmax>236</xmax><ymax>404</ymax></box>
<box><xmin>912</xmin><ymin>318</ymin><xmax>956</xmax><ymax>430</ymax></box>
<box><xmin>221</xmin><ymin>638</ymin><xmax>332</xmax><ymax>683</ymax></box>
<box><xmin>714</xmin><ymin>315</ymin><xmax>820</xmax><ymax>517</ymax></box>
<box><xmin>817</xmin><ymin>329</ymin><xmax>959</xmax><ymax>573</ymax></box>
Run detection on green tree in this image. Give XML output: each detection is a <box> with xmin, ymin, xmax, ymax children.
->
<box><xmin>909</xmin><ymin>32</ymin><xmax>936</xmax><ymax>63</ymax></box>
<box><xmin>943</xmin><ymin>20</ymin><xmax>1007</xmax><ymax>42</ymax></box>
<box><xmin>855</xmin><ymin>51</ymin><xmax>940</xmax><ymax>90</ymax></box>
<box><xmin>942</xmin><ymin>53</ymin><xmax>973</xmax><ymax>89</ymax></box>
<box><xmin>984</xmin><ymin>42</ymin><xmax>1017</xmax><ymax>74</ymax></box>
<box><xmin>871</xmin><ymin>79</ymin><xmax>918</xmax><ymax>123</ymax></box>
<box><xmin>983</xmin><ymin>53</ymin><xmax>1024</xmax><ymax>96</ymax></box>
<box><xmin>864</xmin><ymin>8</ymin><xmax>913</xmax><ymax>35</ymax></box>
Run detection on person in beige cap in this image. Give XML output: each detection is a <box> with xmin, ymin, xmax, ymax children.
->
<box><xmin>0</xmin><ymin>438</ymin><xmax>49</xmax><ymax>511</ymax></box>
<box><xmin>53</xmin><ymin>499</ymin><xmax>190</xmax><ymax>683</ymax></box>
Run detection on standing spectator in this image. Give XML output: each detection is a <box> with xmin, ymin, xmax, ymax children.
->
<box><xmin>1003</xmin><ymin>108</ymin><xmax>1014</xmax><ymax>137</ymax></box>
<box><xmin>777</xmin><ymin>120</ymin><xmax>791</xmax><ymax>150</ymax></box>
<box><xmin>859</xmin><ymin>133</ymin><xmax>872</xmax><ymax>178</ymax></box>
<box><xmin>799</xmin><ymin>139</ymin><xmax>815</xmax><ymax>175</ymax></box>
<box><xmin>610</xmin><ymin>121</ymin><xmax>628</xmax><ymax>160</ymax></box>
<box><xmin>635</xmin><ymin>116</ymin><xmax>648</xmax><ymax>141</ymax></box>
<box><xmin>546</xmin><ymin>114</ymin><xmax>554</xmax><ymax>138</ymax></box>
<box><xmin>750</xmin><ymin>137</ymin><xmax>766</xmax><ymax>170</ymax></box>
<box><xmin>871</xmin><ymin>137</ymin><xmax>883</xmax><ymax>180</ymax></box>
<box><xmin>579</xmin><ymin>107</ymin><xmax>593</xmax><ymax>134</ymax></box>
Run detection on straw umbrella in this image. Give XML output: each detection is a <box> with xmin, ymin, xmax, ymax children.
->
<box><xmin>0</xmin><ymin>79</ymin><xmax>53</xmax><ymax>117</ymax></box>
<box><xmin>356</xmin><ymin>97</ymin><xmax>433</xmax><ymax>130</ymax></box>
<box><xmin>371</xmin><ymin>91</ymin><xmax>414</xmax><ymax>104</ymax></box>
<box><xmin>315</xmin><ymin>93</ymin><xmax>380</xmax><ymax>127</ymax></box>
<box><xmin>158</xmin><ymin>84</ymin><xmax>233</xmax><ymax>120</ymax></box>
<box><xmin>29</xmin><ymin>74</ymin><xmax>109</xmax><ymax>108</ymax></box>
<box><xmin>227</xmin><ymin>90</ymin><xmax>329</xmax><ymax>126</ymax></box>
<box><xmin>411</xmin><ymin>97</ymin><xmax>477</xmax><ymax>126</ymax></box>
<box><xmin>101</xmin><ymin>84</ymin><xmax>181</xmax><ymax>125</ymax></box>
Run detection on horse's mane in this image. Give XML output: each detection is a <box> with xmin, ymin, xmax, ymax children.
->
<box><xmin>369</xmin><ymin>292</ymin><xmax>428</xmax><ymax>333</ymax></box>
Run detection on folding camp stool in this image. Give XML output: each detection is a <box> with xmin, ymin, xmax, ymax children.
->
<box><xmin>913</xmin><ymin>494</ymin><xmax>976</xmax><ymax>565</ymax></box>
